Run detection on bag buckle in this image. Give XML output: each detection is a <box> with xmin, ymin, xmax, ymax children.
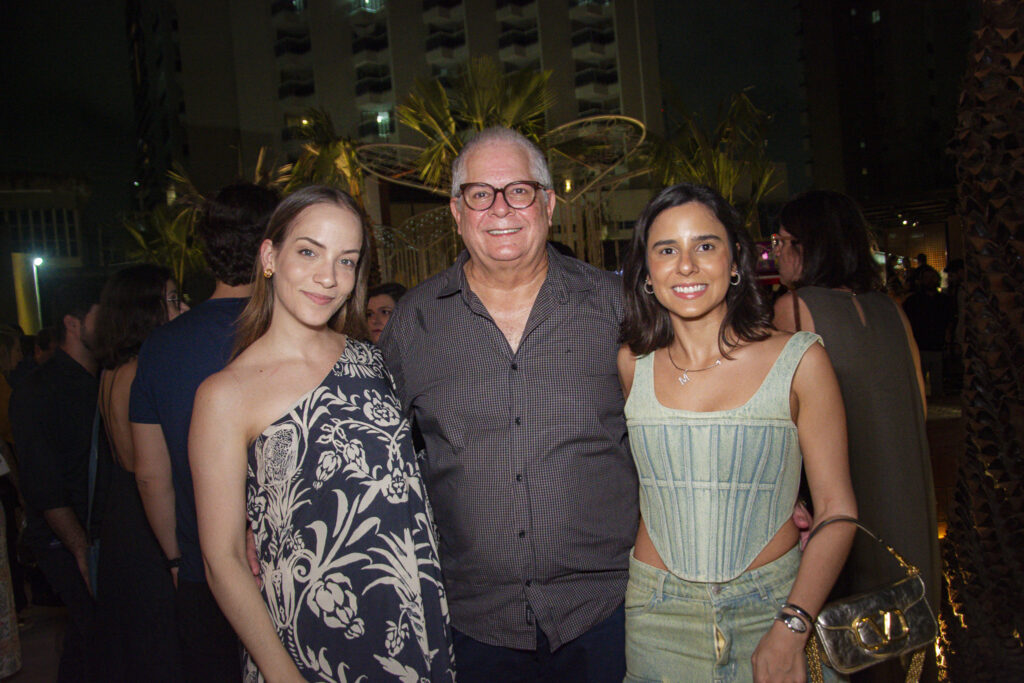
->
<box><xmin>853</xmin><ymin>609</ymin><xmax>910</xmax><ymax>650</ymax></box>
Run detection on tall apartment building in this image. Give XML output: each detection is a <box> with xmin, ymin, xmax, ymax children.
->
<box><xmin>797</xmin><ymin>0</ymin><xmax>972</xmax><ymax>267</ymax></box>
<box><xmin>128</xmin><ymin>0</ymin><xmax>663</xmax><ymax>204</ymax></box>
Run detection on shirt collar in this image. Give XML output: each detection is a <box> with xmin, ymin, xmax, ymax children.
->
<box><xmin>435</xmin><ymin>245</ymin><xmax>596</xmax><ymax>303</ymax></box>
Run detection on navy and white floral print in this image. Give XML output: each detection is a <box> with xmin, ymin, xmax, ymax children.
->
<box><xmin>245</xmin><ymin>339</ymin><xmax>454</xmax><ymax>683</ymax></box>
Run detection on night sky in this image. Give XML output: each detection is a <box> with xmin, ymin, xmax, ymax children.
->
<box><xmin>2</xmin><ymin>1</ymin><xmax>968</xmax><ymax>233</ymax></box>
<box><xmin>1</xmin><ymin>1</ymin><xmax>135</xmax><ymax>231</ymax></box>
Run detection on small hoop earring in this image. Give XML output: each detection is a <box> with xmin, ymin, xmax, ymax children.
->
<box><xmin>730</xmin><ymin>271</ymin><xmax>741</xmax><ymax>286</ymax></box>
<box><xmin>263</xmin><ymin>268</ymin><xmax>273</xmax><ymax>279</ymax></box>
<box><xmin>643</xmin><ymin>280</ymin><xmax>654</xmax><ymax>295</ymax></box>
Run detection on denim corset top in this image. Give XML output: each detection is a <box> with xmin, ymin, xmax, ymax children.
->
<box><xmin>625</xmin><ymin>332</ymin><xmax>822</xmax><ymax>582</ymax></box>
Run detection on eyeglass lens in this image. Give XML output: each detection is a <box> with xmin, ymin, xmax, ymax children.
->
<box><xmin>462</xmin><ymin>182</ymin><xmax>538</xmax><ymax>210</ymax></box>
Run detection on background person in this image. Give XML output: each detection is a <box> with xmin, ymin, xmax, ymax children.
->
<box><xmin>191</xmin><ymin>186</ymin><xmax>452</xmax><ymax>682</ymax></box>
<box><xmin>93</xmin><ymin>264</ymin><xmax>187</xmax><ymax>681</ymax></box>
<box><xmin>130</xmin><ymin>182</ymin><xmax>279</xmax><ymax>682</ymax></box>
<box><xmin>366</xmin><ymin>282</ymin><xmax>406</xmax><ymax>344</ymax></box>
<box><xmin>773</xmin><ymin>189</ymin><xmax>941</xmax><ymax>682</ymax></box>
<box><xmin>618</xmin><ymin>183</ymin><xmax>855</xmax><ymax>682</ymax></box>
<box><xmin>9</xmin><ymin>288</ymin><xmax>104</xmax><ymax>683</ymax></box>
<box><xmin>902</xmin><ymin>269</ymin><xmax>953</xmax><ymax>398</ymax></box>
<box><xmin>0</xmin><ymin>325</ymin><xmax>22</xmax><ymax>678</ymax></box>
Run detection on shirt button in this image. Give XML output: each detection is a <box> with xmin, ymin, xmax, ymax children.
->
<box><xmin>514</xmin><ymin>417</ymin><xmax>521</xmax><ymax>425</ymax></box>
<box><xmin>516</xmin><ymin>474</ymin><xmax>523</xmax><ymax>482</ymax></box>
<box><xmin>518</xmin><ymin>530</ymin><xmax>525</xmax><ymax>538</ymax></box>
<box><xmin>511</xmin><ymin>363</ymin><xmax>518</xmax><ymax>370</ymax></box>
<box><xmin>711</xmin><ymin>585</ymin><xmax>723</xmax><ymax>595</ymax></box>
<box><xmin>525</xmin><ymin>579</ymin><xmax>532</xmax><ymax>587</ymax></box>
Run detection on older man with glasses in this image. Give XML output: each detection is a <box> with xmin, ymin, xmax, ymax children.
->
<box><xmin>380</xmin><ymin>127</ymin><xmax>637</xmax><ymax>682</ymax></box>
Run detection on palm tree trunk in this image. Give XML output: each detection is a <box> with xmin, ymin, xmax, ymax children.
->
<box><xmin>942</xmin><ymin>1</ymin><xmax>1024</xmax><ymax>679</ymax></box>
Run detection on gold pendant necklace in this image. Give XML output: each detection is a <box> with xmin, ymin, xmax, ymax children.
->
<box><xmin>666</xmin><ymin>346</ymin><xmax>722</xmax><ymax>387</ymax></box>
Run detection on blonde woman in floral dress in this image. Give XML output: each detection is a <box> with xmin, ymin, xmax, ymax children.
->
<box><xmin>191</xmin><ymin>186</ymin><xmax>454</xmax><ymax>683</ymax></box>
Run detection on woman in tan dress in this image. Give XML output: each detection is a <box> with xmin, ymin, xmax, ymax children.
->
<box><xmin>772</xmin><ymin>190</ymin><xmax>941</xmax><ymax>683</ymax></box>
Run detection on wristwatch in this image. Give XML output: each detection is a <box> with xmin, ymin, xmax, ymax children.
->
<box><xmin>775</xmin><ymin>610</ymin><xmax>809</xmax><ymax>634</ymax></box>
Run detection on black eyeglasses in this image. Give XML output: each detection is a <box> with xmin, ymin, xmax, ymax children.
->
<box><xmin>457</xmin><ymin>181</ymin><xmax>546</xmax><ymax>211</ymax></box>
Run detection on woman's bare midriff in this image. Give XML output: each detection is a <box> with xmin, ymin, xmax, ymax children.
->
<box><xmin>632</xmin><ymin>516</ymin><xmax>799</xmax><ymax>574</ymax></box>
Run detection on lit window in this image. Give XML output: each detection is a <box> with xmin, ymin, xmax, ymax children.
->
<box><xmin>872</xmin><ymin>10</ymin><xmax>881</xmax><ymax>23</ymax></box>
<box><xmin>352</xmin><ymin>0</ymin><xmax>385</xmax><ymax>13</ymax></box>
<box><xmin>376</xmin><ymin>110</ymin><xmax>391</xmax><ymax>137</ymax></box>
<box><xmin>861</xmin><ymin>168</ymin><xmax>868</xmax><ymax>175</ymax></box>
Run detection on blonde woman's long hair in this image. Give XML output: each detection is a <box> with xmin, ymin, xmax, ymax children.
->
<box><xmin>232</xmin><ymin>186</ymin><xmax>371</xmax><ymax>358</ymax></box>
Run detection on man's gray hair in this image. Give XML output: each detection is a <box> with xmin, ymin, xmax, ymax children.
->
<box><xmin>450</xmin><ymin>127</ymin><xmax>553</xmax><ymax>197</ymax></box>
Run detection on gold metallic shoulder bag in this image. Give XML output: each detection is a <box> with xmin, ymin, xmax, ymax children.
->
<box><xmin>804</xmin><ymin>516</ymin><xmax>937</xmax><ymax>683</ymax></box>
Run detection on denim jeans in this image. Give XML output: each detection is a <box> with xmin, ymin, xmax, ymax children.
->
<box><xmin>625</xmin><ymin>546</ymin><xmax>843</xmax><ymax>682</ymax></box>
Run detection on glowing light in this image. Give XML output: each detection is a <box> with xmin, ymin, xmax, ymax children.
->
<box><xmin>301</xmin><ymin>118</ymin><xmax>310</xmax><ymax>125</ymax></box>
<box><xmin>32</xmin><ymin>257</ymin><xmax>44</xmax><ymax>267</ymax></box>
<box><xmin>564</xmin><ymin>178</ymin><xmax>573</xmax><ymax>193</ymax></box>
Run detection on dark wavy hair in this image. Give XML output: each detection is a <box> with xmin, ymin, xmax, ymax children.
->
<box><xmin>620</xmin><ymin>183</ymin><xmax>771</xmax><ymax>356</ymax></box>
<box><xmin>367</xmin><ymin>282</ymin><xmax>407</xmax><ymax>303</ymax></box>
<box><xmin>778</xmin><ymin>190</ymin><xmax>883</xmax><ymax>293</ymax></box>
<box><xmin>233</xmin><ymin>186</ymin><xmax>372</xmax><ymax>357</ymax></box>
<box><xmin>198</xmin><ymin>183</ymin><xmax>280</xmax><ymax>286</ymax></box>
<box><xmin>94</xmin><ymin>264</ymin><xmax>174</xmax><ymax>369</ymax></box>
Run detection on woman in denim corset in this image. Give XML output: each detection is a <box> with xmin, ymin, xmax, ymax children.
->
<box><xmin>618</xmin><ymin>183</ymin><xmax>857</xmax><ymax>682</ymax></box>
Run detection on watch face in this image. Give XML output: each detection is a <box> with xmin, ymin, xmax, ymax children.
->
<box><xmin>781</xmin><ymin>613</ymin><xmax>808</xmax><ymax>633</ymax></box>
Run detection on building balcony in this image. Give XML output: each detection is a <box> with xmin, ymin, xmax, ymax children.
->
<box><xmin>278</xmin><ymin>80</ymin><xmax>315</xmax><ymax>106</ymax></box>
<box><xmin>574</xmin><ymin>77</ymin><xmax>619</xmax><ymax>102</ymax></box>
<box><xmin>423</xmin><ymin>1</ymin><xmax>464</xmax><ymax>27</ymax></box>
<box><xmin>572</xmin><ymin>39</ymin><xmax>614</xmax><ymax>61</ymax></box>
<box><xmin>355</xmin><ymin>90</ymin><xmax>393</xmax><ymax>109</ymax></box>
<box><xmin>426</xmin><ymin>43</ymin><xmax>467</xmax><ymax>65</ymax></box>
<box><xmin>569</xmin><ymin>1</ymin><xmax>611</xmax><ymax>24</ymax></box>
<box><xmin>355</xmin><ymin>76</ymin><xmax>392</xmax><ymax>95</ymax></box>
<box><xmin>275</xmin><ymin>35</ymin><xmax>311</xmax><ymax>57</ymax></box>
<box><xmin>274</xmin><ymin>51</ymin><xmax>312</xmax><ymax>70</ymax></box>
<box><xmin>352</xmin><ymin>47</ymin><xmax>388</xmax><ymax>67</ymax></box>
<box><xmin>499</xmin><ymin>41</ymin><xmax>539</xmax><ymax>66</ymax></box>
<box><xmin>496</xmin><ymin>0</ymin><xmax>537</xmax><ymax>23</ymax></box>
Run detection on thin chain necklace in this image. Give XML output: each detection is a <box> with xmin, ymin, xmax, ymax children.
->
<box><xmin>666</xmin><ymin>345</ymin><xmax>722</xmax><ymax>387</ymax></box>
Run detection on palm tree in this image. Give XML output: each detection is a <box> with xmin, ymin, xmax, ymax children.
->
<box><xmin>642</xmin><ymin>89</ymin><xmax>778</xmax><ymax>235</ymax></box>
<box><xmin>123</xmin><ymin>202</ymin><xmax>206</xmax><ymax>294</ymax></box>
<box><xmin>284</xmin><ymin>108</ymin><xmax>365</xmax><ymax>205</ymax></box>
<box><xmin>941</xmin><ymin>1</ymin><xmax>1024</xmax><ymax>679</ymax></box>
<box><xmin>124</xmin><ymin>163</ymin><xmax>207</xmax><ymax>294</ymax></box>
<box><xmin>396</xmin><ymin>55</ymin><xmax>554</xmax><ymax>192</ymax></box>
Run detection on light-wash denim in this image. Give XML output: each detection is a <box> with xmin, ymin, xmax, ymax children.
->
<box><xmin>624</xmin><ymin>546</ymin><xmax>844</xmax><ymax>683</ymax></box>
<box><xmin>624</xmin><ymin>332</ymin><xmax>822</xmax><ymax>583</ymax></box>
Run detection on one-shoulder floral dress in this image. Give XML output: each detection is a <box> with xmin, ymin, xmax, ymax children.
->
<box><xmin>244</xmin><ymin>339</ymin><xmax>454</xmax><ymax>683</ymax></box>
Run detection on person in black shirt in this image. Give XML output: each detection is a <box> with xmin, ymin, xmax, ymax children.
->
<box><xmin>9</xmin><ymin>289</ymin><xmax>102</xmax><ymax>682</ymax></box>
<box><xmin>903</xmin><ymin>268</ymin><xmax>953</xmax><ymax>397</ymax></box>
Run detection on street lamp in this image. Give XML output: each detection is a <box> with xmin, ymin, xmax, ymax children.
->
<box><xmin>32</xmin><ymin>257</ymin><xmax>43</xmax><ymax>325</ymax></box>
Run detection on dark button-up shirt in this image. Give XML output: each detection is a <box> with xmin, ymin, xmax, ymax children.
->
<box><xmin>380</xmin><ymin>247</ymin><xmax>638</xmax><ymax>650</ymax></box>
<box><xmin>9</xmin><ymin>348</ymin><xmax>99</xmax><ymax>547</ymax></box>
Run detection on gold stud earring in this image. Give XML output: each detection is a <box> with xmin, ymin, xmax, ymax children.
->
<box><xmin>263</xmin><ymin>267</ymin><xmax>273</xmax><ymax>279</ymax></box>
